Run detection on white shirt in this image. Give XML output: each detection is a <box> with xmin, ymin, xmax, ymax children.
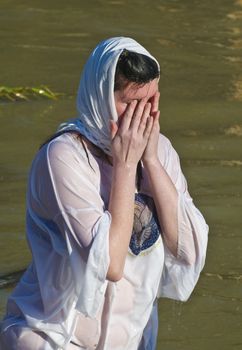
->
<box><xmin>1</xmin><ymin>132</ymin><xmax>208</xmax><ymax>349</ymax></box>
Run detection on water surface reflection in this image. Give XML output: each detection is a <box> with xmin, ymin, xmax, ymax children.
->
<box><xmin>0</xmin><ymin>1</ymin><xmax>242</xmax><ymax>349</ymax></box>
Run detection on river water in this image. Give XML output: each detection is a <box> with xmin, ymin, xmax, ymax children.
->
<box><xmin>0</xmin><ymin>0</ymin><xmax>242</xmax><ymax>349</ymax></box>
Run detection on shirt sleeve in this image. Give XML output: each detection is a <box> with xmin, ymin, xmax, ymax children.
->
<box><xmin>29</xmin><ymin>136</ymin><xmax>110</xmax><ymax>318</ymax></box>
<box><xmin>156</xmin><ymin>134</ymin><xmax>209</xmax><ymax>301</ymax></box>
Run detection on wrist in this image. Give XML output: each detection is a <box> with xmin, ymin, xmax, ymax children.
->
<box><xmin>113</xmin><ymin>159</ymin><xmax>138</xmax><ymax>170</ymax></box>
<box><xmin>113</xmin><ymin>161</ymin><xmax>137</xmax><ymax>176</ymax></box>
<box><xmin>142</xmin><ymin>156</ymin><xmax>160</xmax><ymax>169</ymax></box>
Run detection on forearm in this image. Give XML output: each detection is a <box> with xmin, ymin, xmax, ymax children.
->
<box><xmin>107</xmin><ymin>163</ymin><xmax>136</xmax><ymax>281</ymax></box>
<box><xmin>107</xmin><ymin>97</ymin><xmax>155</xmax><ymax>281</ymax></box>
<box><xmin>143</xmin><ymin>157</ymin><xmax>178</xmax><ymax>256</ymax></box>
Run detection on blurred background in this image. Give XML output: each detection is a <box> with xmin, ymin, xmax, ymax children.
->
<box><xmin>0</xmin><ymin>0</ymin><xmax>242</xmax><ymax>349</ymax></box>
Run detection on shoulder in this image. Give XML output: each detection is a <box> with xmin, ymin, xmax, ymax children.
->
<box><xmin>46</xmin><ymin>133</ymin><xmax>86</xmax><ymax>160</ymax></box>
<box><xmin>157</xmin><ymin>133</ymin><xmax>178</xmax><ymax>167</ymax></box>
<box><xmin>157</xmin><ymin>133</ymin><xmax>187</xmax><ymax>189</ymax></box>
<box><xmin>32</xmin><ymin>133</ymin><xmax>100</xmax><ymax>176</ymax></box>
<box><xmin>48</xmin><ymin>133</ymin><xmax>98</xmax><ymax>168</ymax></box>
<box><xmin>158</xmin><ymin>133</ymin><xmax>172</xmax><ymax>150</ymax></box>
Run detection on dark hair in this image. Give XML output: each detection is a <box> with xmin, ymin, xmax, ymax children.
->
<box><xmin>114</xmin><ymin>49</ymin><xmax>160</xmax><ymax>91</ymax></box>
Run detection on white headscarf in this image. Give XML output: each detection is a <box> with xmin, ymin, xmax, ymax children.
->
<box><xmin>58</xmin><ymin>37</ymin><xmax>159</xmax><ymax>155</ymax></box>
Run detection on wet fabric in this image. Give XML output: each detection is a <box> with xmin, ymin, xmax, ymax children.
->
<box><xmin>129</xmin><ymin>193</ymin><xmax>160</xmax><ymax>256</ymax></box>
<box><xmin>0</xmin><ymin>132</ymin><xmax>208</xmax><ymax>349</ymax></box>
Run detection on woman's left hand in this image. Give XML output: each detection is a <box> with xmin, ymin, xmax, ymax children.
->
<box><xmin>141</xmin><ymin>91</ymin><xmax>179</xmax><ymax>257</ymax></box>
<box><xmin>142</xmin><ymin>91</ymin><xmax>160</xmax><ymax>165</ymax></box>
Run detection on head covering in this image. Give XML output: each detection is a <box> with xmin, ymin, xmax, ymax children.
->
<box><xmin>58</xmin><ymin>37</ymin><xmax>159</xmax><ymax>155</ymax></box>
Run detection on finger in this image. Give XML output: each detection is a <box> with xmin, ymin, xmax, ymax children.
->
<box><xmin>118</xmin><ymin>100</ymin><xmax>138</xmax><ymax>132</ymax></box>
<box><xmin>149</xmin><ymin>111</ymin><xmax>160</xmax><ymax>138</ymax></box>
<box><xmin>143</xmin><ymin>116</ymin><xmax>154</xmax><ymax>139</ymax></box>
<box><xmin>154</xmin><ymin>110</ymin><xmax>160</xmax><ymax>125</ymax></box>
<box><xmin>150</xmin><ymin>111</ymin><xmax>160</xmax><ymax>133</ymax></box>
<box><xmin>138</xmin><ymin>102</ymin><xmax>151</xmax><ymax>132</ymax></box>
<box><xmin>129</xmin><ymin>99</ymin><xmax>147</xmax><ymax>130</ymax></box>
<box><xmin>151</xmin><ymin>91</ymin><xmax>160</xmax><ymax>114</ymax></box>
<box><xmin>109</xmin><ymin>120</ymin><xmax>118</xmax><ymax>140</ymax></box>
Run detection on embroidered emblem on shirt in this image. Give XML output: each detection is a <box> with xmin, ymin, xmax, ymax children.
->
<box><xmin>129</xmin><ymin>193</ymin><xmax>161</xmax><ymax>256</ymax></box>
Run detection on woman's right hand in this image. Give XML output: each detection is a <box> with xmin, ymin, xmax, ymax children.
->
<box><xmin>108</xmin><ymin>99</ymin><xmax>153</xmax><ymax>281</ymax></box>
<box><xmin>110</xmin><ymin>99</ymin><xmax>153</xmax><ymax>167</ymax></box>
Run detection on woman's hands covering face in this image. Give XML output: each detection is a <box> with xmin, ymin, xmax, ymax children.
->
<box><xmin>110</xmin><ymin>91</ymin><xmax>160</xmax><ymax>167</ymax></box>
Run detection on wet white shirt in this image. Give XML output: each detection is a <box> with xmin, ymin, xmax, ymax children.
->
<box><xmin>0</xmin><ymin>133</ymin><xmax>208</xmax><ymax>350</ymax></box>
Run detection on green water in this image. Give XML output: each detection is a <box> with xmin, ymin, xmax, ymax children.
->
<box><xmin>0</xmin><ymin>0</ymin><xmax>242</xmax><ymax>349</ymax></box>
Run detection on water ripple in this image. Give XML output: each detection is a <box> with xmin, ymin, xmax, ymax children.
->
<box><xmin>0</xmin><ymin>270</ymin><xmax>25</xmax><ymax>289</ymax></box>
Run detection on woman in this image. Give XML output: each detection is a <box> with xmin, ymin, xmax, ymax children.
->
<box><xmin>0</xmin><ymin>37</ymin><xmax>208</xmax><ymax>350</ymax></box>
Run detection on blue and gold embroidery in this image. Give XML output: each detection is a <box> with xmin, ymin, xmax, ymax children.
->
<box><xmin>129</xmin><ymin>193</ymin><xmax>161</xmax><ymax>256</ymax></box>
